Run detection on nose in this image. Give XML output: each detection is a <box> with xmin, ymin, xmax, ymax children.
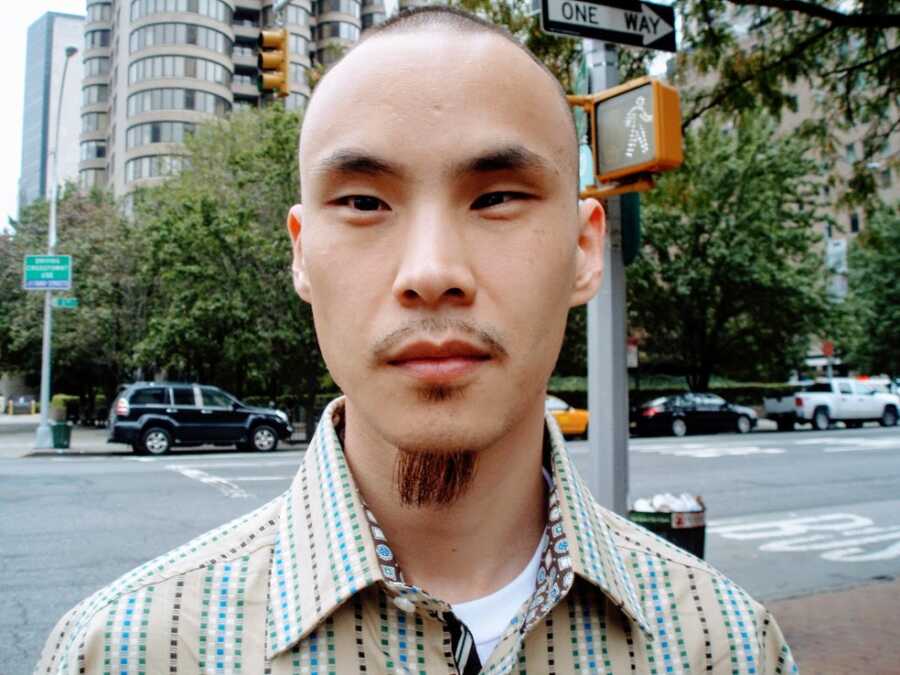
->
<box><xmin>392</xmin><ymin>212</ymin><xmax>476</xmax><ymax>309</ymax></box>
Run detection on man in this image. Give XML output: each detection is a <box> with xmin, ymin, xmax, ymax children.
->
<box><xmin>38</xmin><ymin>7</ymin><xmax>796</xmax><ymax>674</ymax></box>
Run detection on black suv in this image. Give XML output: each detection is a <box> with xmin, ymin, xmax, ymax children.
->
<box><xmin>108</xmin><ymin>382</ymin><xmax>293</xmax><ymax>455</ymax></box>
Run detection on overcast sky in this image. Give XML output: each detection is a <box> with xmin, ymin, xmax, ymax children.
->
<box><xmin>4</xmin><ymin>1</ymin><xmax>85</xmax><ymax>228</ymax></box>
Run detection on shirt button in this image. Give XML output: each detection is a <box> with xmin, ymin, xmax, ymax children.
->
<box><xmin>393</xmin><ymin>596</ymin><xmax>416</xmax><ymax>613</ymax></box>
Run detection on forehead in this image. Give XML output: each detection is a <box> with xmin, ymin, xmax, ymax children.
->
<box><xmin>299</xmin><ymin>28</ymin><xmax>575</xmax><ymax>182</ymax></box>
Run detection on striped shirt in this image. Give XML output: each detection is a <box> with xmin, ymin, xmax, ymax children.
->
<box><xmin>37</xmin><ymin>397</ymin><xmax>797</xmax><ymax>674</ymax></box>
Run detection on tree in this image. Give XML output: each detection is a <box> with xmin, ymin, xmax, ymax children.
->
<box><xmin>626</xmin><ymin>110</ymin><xmax>832</xmax><ymax>390</ymax></box>
<box><xmin>132</xmin><ymin>105</ymin><xmax>326</xmax><ymax>409</ymax></box>
<box><xmin>840</xmin><ymin>204</ymin><xmax>900</xmax><ymax>375</ymax></box>
<box><xmin>0</xmin><ymin>187</ymin><xmax>144</xmax><ymax>408</ymax></box>
<box><xmin>677</xmin><ymin>0</ymin><xmax>899</xmax><ymax>205</ymax></box>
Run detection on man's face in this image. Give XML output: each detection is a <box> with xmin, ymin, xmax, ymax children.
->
<box><xmin>292</xmin><ymin>28</ymin><xmax>603</xmax><ymax>454</ymax></box>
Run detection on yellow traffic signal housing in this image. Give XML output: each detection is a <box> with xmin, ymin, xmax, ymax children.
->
<box><xmin>258</xmin><ymin>28</ymin><xmax>289</xmax><ymax>97</ymax></box>
<box><xmin>568</xmin><ymin>77</ymin><xmax>683</xmax><ymax>195</ymax></box>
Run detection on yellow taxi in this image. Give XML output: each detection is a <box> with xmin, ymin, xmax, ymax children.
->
<box><xmin>545</xmin><ymin>395</ymin><xmax>589</xmax><ymax>438</ymax></box>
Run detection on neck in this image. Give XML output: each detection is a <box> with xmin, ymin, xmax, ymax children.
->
<box><xmin>341</xmin><ymin>397</ymin><xmax>547</xmax><ymax>604</ymax></box>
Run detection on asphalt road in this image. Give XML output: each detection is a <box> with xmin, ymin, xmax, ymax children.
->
<box><xmin>2</xmin><ymin>425</ymin><xmax>899</xmax><ymax>674</ymax></box>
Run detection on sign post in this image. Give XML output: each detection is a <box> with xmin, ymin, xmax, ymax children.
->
<box><xmin>539</xmin><ymin>3</ymin><xmax>679</xmax><ymax>514</ymax></box>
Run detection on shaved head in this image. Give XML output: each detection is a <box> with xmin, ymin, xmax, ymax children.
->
<box><xmin>301</xmin><ymin>6</ymin><xmax>579</xmax><ymax>186</ymax></box>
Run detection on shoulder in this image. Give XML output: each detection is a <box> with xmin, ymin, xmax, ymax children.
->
<box><xmin>35</xmin><ymin>496</ymin><xmax>282</xmax><ymax>674</ymax></box>
<box><xmin>598</xmin><ymin>506</ymin><xmax>798</xmax><ymax>674</ymax></box>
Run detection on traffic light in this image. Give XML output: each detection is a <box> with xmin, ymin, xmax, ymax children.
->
<box><xmin>258</xmin><ymin>28</ymin><xmax>289</xmax><ymax>97</ymax></box>
<box><xmin>567</xmin><ymin>76</ymin><xmax>682</xmax><ymax>197</ymax></box>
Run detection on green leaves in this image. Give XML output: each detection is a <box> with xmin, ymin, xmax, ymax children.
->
<box><xmin>627</xmin><ymin>110</ymin><xmax>832</xmax><ymax>389</ymax></box>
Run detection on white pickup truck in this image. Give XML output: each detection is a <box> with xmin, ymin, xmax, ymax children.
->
<box><xmin>764</xmin><ymin>378</ymin><xmax>900</xmax><ymax>431</ymax></box>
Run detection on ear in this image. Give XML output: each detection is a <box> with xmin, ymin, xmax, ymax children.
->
<box><xmin>287</xmin><ymin>204</ymin><xmax>311</xmax><ymax>302</ymax></box>
<box><xmin>570</xmin><ymin>198</ymin><xmax>605</xmax><ymax>307</ymax></box>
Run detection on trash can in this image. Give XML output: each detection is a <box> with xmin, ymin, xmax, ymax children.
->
<box><xmin>51</xmin><ymin>422</ymin><xmax>72</xmax><ymax>450</ymax></box>
<box><xmin>629</xmin><ymin>494</ymin><xmax>706</xmax><ymax>559</ymax></box>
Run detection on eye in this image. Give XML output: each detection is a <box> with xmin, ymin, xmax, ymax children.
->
<box><xmin>336</xmin><ymin>195</ymin><xmax>390</xmax><ymax>211</ymax></box>
<box><xmin>471</xmin><ymin>192</ymin><xmax>528</xmax><ymax>210</ymax></box>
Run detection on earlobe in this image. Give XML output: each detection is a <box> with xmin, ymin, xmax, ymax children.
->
<box><xmin>287</xmin><ymin>204</ymin><xmax>311</xmax><ymax>302</ymax></box>
<box><xmin>571</xmin><ymin>198</ymin><xmax>606</xmax><ymax>307</ymax></box>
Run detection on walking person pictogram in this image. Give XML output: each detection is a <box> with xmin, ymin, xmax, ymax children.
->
<box><xmin>625</xmin><ymin>96</ymin><xmax>653</xmax><ymax>158</ymax></box>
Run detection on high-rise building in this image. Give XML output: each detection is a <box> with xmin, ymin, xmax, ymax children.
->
<box><xmin>18</xmin><ymin>12</ymin><xmax>86</xmax><ymax>212</ymax></box>
<box><xmin>80</xmin><ymin>0</ymin><xmax>386</xmax><ymax>198</ymax></box>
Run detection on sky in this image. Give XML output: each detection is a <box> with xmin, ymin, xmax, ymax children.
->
<box><xmin>3</xmin><ymin>1</ymin><xmax>86</xmax><ymax>229</ymax></box>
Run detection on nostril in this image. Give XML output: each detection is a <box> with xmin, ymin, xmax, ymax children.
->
<box><xmin>402</xmin><ymin>289</ymin><xmax>420</xmax><ymax>302</ymax></box>
<box><xmin>446</xmin><ymin>288</ymin><xmax>464</xmax><ymax>298</ymax></box>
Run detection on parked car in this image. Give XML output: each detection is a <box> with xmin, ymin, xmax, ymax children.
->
<box><xmin>764</xmin><ymin>377</ymin><xmax>900</xmax><ymax>431</ymax></box>
<box><xmin>634</xmin><ymin>393</ymin><xmax>758</xmax><ymax>437</ymax></box>
<box><xmin>545</xmin><ymin>396</ymin><xmax>589</xmax><ymax>438</ymax></box>
<box><xmin>108</xmin><ymin>382</ymin><xmax>293</xmax><ymax>455</ymax></box>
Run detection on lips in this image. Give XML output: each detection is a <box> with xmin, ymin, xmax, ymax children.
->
<box><xmin>386</xmin><ymin>340</ymin><xmax>492</xmax><ymax>383</ymax></box>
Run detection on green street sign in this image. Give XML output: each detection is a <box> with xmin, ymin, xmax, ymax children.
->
<box><xmin>23</xmin><ymin>255</ymin><xmax>72</xmax><ymax>290</ymax></box>
<box><xmin>52</xmin><ymin>297</ymin><xmax>79</xmax><ymax>309</ymax></box>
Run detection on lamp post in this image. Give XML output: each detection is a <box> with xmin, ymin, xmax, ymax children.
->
<box><xmin>34</xmin><ymin>45</ymin><xmax>78</xmax><ymax>449</ymax></box>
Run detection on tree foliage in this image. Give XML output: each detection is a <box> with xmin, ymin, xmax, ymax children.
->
<box><xmin>1</xmin><ymin>188</ymin><xmax>142</xmax><ymax>407</ymax></box>
<box><xmin>132</xmin><ymin>105</ymin><xmax>325</xmax><ymax>405</ymax></box>
<box><xmin>626</xmin><ymin>110</ymin><xmax>832</xmax><ymax>390</ymax></box>
<box><xmin>840</xmin><ymin>203</ymin><xmax>900</xmax><ymax>375</ymax></box>
<box><xmin>676</xmin><ymin>0</ymin><xmax>899</xmax><ymax>205</ymax></box>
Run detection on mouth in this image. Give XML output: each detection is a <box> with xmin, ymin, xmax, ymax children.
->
<box><xmin>386</xmin><ymin>340</ymin><xmax>492</xmax><ymax>384</ymax></box>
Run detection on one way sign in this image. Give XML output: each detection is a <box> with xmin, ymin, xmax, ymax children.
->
<box><xmin>541</xmin><ymin>0</ymin><xmax>677</xmax><ymax>52</ymax></box>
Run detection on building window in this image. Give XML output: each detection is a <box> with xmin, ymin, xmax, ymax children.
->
<box><xmin>85</xmin><ymin>29</ymin><xmax>111</xmax><ymax>48</ymax></box>
<box><xmin>79</xmin><ymin>168</ymin><xmax>107</xmax><ymax>190</ymax></box>
<box><xmin>80</xmin><ymin>140</ymin><xmax>107</xmax><ymax>161</ymax></box>
<box><xmin>81</xmin><ymin>111</ymin><xmax>108</xmax><ymax>133</ymax></box>
<box><xmin>845</xmin><ymin>143</ymin><xmax>857</xmax><ymax>163</ymax></box>
<box><xmin>127</xmin><ymin>87</ymin><xmax>232</xmax><ymax>116</ymax></box>
<box><xmin>289</xmin><ymin>33</ymin><xmax>309</xmax><ymax>54</ymax></box>
<box><xmin>82</xmin><ymin>84</ymin><xmax>109</xmax><ymax>105</ymax></box>
<box><xmin>130</xmin><ymin>0</ymin><xmax>232</xmax><ymax>24</ymax></box>
<box><xmin>126</xmin><ymin>121</ymin><xmax>196</xmax><ymax>149</ymax></box>
<box><xmin>129</xmin><ymin>22</ymin><xmax>233</xmax><ymax>55</ymax></box>
<box><xmin>850</xmin><ymin>212</ymin><xmax>860</xmax><ymax>233</ymax></box>
<box><xmin>83</xmin><ymin>56</ymin><xmax>111</xmax><ymax>77</ymax></box>
<box><xmin>285</xmin><ymin>4</ymin><xmax>310</xmax><ymax>25</ymax></box>
<box><xmin>361</xmin><ymin>12</ymin><xmax>385</xmax><ymax>28</ymax></box>
<box><xmin>316</xmin><ymin>21</ymin><xmax>360</xmax><ymax>41</ymax></box>
<box><xmin>128</xmin><ymin>55</ymin><xmax>231</xmax><ymax>86</ymax></box>
<box><xmin>878</xmin><ymin>168</ymin><xmax>892</xmax><ymax>188</ymax></box>
<box><xmin>826</xmin><ymin>222</ymin><xmax>833</xmax><ymax>239</ymax></box>
<box><xmin>318</xmin><ymin>0</ymin><xmax>361</xmax><ymax>17</ymax></box>
<box><xmin>87</xmin><ymin>2</ymin><xmax>112</xmax><ymax>22</ymax></box>
<box><xmin>125</xmin><ymin>154</ymin><xmax>189</xmax><ymax>182</ymax></box>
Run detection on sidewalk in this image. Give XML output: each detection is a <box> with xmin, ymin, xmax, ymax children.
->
<box><xmin>767</xmin><ymin>577</ymin><xmax>900</xmax><ymax>674</ymax></box>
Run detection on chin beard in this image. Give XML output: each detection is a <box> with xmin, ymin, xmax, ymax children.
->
<box><xmin>394</xmin><ymin>447</ymin><xmax>478</xmax><ymax>508</ymax></box>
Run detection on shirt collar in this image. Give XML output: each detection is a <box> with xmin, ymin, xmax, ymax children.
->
<box><xmin>266</xmin><ymin>397</ymin><xmax>652</xmax><ymax>658</ymax></box>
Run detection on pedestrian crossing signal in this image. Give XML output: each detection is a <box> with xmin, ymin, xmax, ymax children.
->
<box><xmin>568</xmin><ymin>77</ymin><xmax>682</xmax><ymax>196</ymax></box>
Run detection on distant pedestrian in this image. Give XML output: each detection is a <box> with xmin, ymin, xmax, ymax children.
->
<box><xmin>37</xmin><ymin>6</ymin><xmax>796</xmax><ymax>674</ymax></box>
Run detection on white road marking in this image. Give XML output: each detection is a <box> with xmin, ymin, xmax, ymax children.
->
<box><xmin>164</xmin><ymin>460</ymin><xmax>300</xmax><ymax>469</ymax></box>
<box><xmin>709</xmin><ymin>512</ymin><xmax>900</xmax><ymax>562</ymax></box>
<box><xmin>633</xmin><ymin>445</ymin><xmax>785</xmax><ymax>458</ymax></box>
<box><xmin>230</xmin><ymin>475</ymin><xmax>292</xmax><ymax>481</ymax></box>
<box><xmin>166</xmin><ymin>465</ymin><xmax>251</xmax><ymax>498</ymax></box>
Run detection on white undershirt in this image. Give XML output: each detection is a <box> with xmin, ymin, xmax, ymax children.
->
<box><xmin>450</xmin><ymin>534</ymin><xmax>545</xmax><ymax>665</ymax></box>
<box><xmin>449</xmin><ymin>469</ymin><xmax>552</xmax><ymax>665</ymax></box>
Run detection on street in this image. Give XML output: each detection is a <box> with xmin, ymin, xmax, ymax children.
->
<box><xmin>2</xmin><ymin>425</ymin><xmax>900</xmax><ymax>674</ymax></box>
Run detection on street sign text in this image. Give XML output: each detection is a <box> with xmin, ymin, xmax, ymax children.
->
<box><xmin>542</xmin><ymin>0</ymin><xmax>677</xmax><ymax>52</ymax></box>
<box><xmin>23</xmin><ymin>255</ymin><xmax>72</xmax><ymax>291</ymax></box>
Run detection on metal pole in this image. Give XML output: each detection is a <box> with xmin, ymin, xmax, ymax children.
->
<box><xmin>585</xmin><ymin>40</ymin><xmax>629</xmax><ymax>514</ymax></box>
<box><xmin>34</xmin><ymin>46</ymin><xmax>77</xmax><ymax>450</ymax></box>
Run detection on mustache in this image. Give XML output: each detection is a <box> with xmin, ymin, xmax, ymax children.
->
<box><xmin>371</xmin><ymin>318</ymin><xmax>509</xmax><ymax>363</ymax></box>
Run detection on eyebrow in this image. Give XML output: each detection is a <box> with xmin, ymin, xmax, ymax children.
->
<box><xmin>314</xmin><ymin>149</ymin><xmax>404</xmax><ymax>179</ymax></box>
<box><xmin>453</xmin><ymin>144</ymin><xmax>554</xmax><ymax>178</ymax></box>
<box><xmin>312</xmin><ymin>143</ymin><xmax>555</xmax><ymax>183</ymax></box>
